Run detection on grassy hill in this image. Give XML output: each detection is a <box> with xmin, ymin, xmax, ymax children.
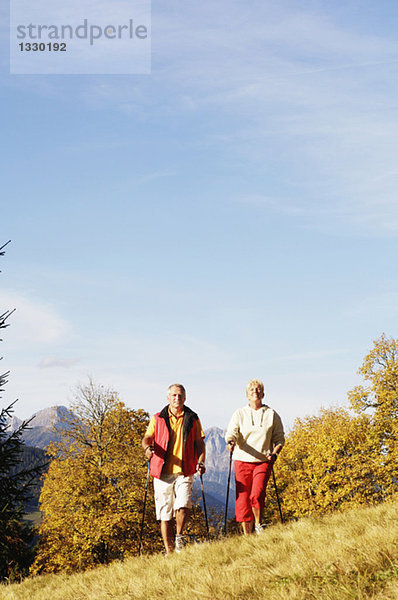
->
<box><xmin>1</xmin><ymin>502</ymin><xmax>397</xmax><ymax>600</ymax></box>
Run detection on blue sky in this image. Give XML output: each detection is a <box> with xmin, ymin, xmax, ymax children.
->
<box><xmin>1</xmin><ymin>0</ymin><xmax>398</xmax><ymax>430</ymax></box>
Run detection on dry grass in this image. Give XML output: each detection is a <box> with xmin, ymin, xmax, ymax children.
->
<box><xmin>1</xmin><ymin>502</ymin><xmax>397</xmax><ymax>600</ymax></box>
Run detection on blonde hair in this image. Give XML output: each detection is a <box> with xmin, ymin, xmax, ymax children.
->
<box><xmin>246</xmin><ymin>379</ymin><xmax>264</xmax><ymax>396</ymax></box>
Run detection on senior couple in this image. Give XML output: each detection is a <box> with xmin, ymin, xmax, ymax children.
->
<box><xmin>141</xmin><ymin>379</ymin><xmax>285</xmax><ymax>553</ymax></box>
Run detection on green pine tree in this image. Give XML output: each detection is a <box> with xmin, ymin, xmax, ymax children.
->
<box><xmin>0</xmin><ymin>241</ymin><xmax>45</xmax><ymax>581</ymax></box>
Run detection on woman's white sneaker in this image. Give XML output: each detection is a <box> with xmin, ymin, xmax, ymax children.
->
<box><xmin>255</xmin><ymin>523</ymin><xmax>267</xmax><ymax>535</ymax></box>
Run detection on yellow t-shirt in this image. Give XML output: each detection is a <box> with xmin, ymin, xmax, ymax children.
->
<box><xmin>145</xmin><ymin>409</ymin><xmax>205</xmax><ymax>475</ymax></box>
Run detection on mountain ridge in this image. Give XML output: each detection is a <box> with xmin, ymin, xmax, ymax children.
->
<box><xmin>8</xmin><ymin>405</ymin><xmax>234</xmax><ymax>512</ymax></box>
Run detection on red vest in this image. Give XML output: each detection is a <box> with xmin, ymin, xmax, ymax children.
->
<box><xmin>149</xmin><ymin>405</ymin><xmax>199</xmax><ymax>479</ymax></box>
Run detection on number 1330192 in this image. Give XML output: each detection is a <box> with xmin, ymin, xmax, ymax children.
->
<box><xmin>19</xmin><ymin>42</ymin><xmax>67</xmax><ymax>51</ymax></box>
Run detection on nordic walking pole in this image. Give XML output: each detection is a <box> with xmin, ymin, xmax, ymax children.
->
<box><xmin>139</xmin><ymin>459</ymin><xmax>150</xmax><ymax>556</ymax></box>
<box><xmin>200</xmin><ymin>473</ymin><xmax>210</xmax><ymax>539</ymax></box>
<box><xmin>224</xmin><ymin>448</ymin><xmax>233</xmax><ymax>535</ymax></box>
<box><xmin>271</xmin><ymin>466</ymin><xmax>283</xmax><ymax>523</ymax></box>
<box><xmin>270</xmin><ymin>444</ymin><xmax>284</xmax><ymax>524</ymax></box>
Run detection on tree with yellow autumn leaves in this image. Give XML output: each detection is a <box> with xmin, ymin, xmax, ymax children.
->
<box><xmin>276</xmin><ymin>408</ymin><xmax>377</xmax><ymax>519</ymax></box>
<box><xmin>348</xmin><ymin>333</ymin><xmax>398</xmax><ymax>501</ymax></box>
<box><xmin>274</xmin><ymin>334</ymin><xmax>397</xmax><ymax>520</ymax></box>
<box><xmin>32</xmin><ymin>380</ymin><xmax>162</xmax><ymax>574</ymax></box>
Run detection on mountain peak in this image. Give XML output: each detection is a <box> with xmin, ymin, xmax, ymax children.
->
<box><xmin>30</xmin><ymin>405</ymin><xmax>72</xmax><ymax>428</ymax></box>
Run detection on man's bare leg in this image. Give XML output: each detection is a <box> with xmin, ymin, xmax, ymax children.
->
<box><xmin>175</xmin><ymin>507</ymin><xmax>190</xmax><ymax>535</ymax></box>
<box><xmin>160</xmin><ymin>520</ymin><xmax>174</xmax><ymax>553</ymax></box>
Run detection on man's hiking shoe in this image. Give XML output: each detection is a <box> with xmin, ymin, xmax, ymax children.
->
<box><xmin>175</xmin><ymin>534</ymin><xmax>185</xmax><ymax>552</ymax></box>
<box><xmin>255</xmin><ymin>523</ymin><xmax>267</xmax><ymax>535</ymax></box>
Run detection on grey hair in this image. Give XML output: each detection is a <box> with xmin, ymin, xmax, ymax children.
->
<box><xmin>167</xmin><ymin>383</ymin><xmax>186</xmax><ymax>395</ymax></box>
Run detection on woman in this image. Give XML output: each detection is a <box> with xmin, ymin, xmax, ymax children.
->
<box><xmin>225</xmin><ymin>379</ymin><xmax>285</xmax><ymax>534</ymax></box>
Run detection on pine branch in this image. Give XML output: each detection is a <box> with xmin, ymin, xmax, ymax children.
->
<box><xmin>0</xmin><ymin>241</ymin><xmax>11</xmax><ymax>256</ymax></box>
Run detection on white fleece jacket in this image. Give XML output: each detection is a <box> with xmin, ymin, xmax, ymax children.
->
<box><xmin>225</xmin><ymin>404</ymin><xmax>285</xmax><ymax>463</ymax></box>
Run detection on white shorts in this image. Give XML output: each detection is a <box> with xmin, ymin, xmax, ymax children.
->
<box><xmin>153</xmin><ymin>473</ymin><xmax>193</xmax><ymax>521</ymax></box>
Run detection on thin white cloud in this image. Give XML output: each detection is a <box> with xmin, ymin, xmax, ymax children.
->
<box><xmin>5</xmin><ymin>2</ymin><xmax>398</xmax><ymax>234</ymax></box>
<box><xmin>345</xmin><ymin>289</ymin><xmax>398</xmax><ymax>318</ymax></box>
<box><xmin>0</xmin><ymin>290</ymin><xmax>71</xmax><ymax>344</ymax></box>
<box><xmin>276</xmin><ymin>349</ymin><xmax>350</xmax><ymax>362</ymax></box>
<box><xmin>150</xmin><ymin>4</ymin><xmax>398</xmax><ymax>236</ymax></box>
<box><xmin>38</xmin><ymin>357</ymin><xmax>80</xmax><ymax>369</ymax></box>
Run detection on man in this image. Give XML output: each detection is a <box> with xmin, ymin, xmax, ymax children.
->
<box><xmin>141</xmin><ymin>383</ymin><xmax>206</xmax><ymax>553</ymax></box>
<box><xmin>225</xmin><ymin>379</ymin><xmax>284</xmax><ymax>534</ymax></box>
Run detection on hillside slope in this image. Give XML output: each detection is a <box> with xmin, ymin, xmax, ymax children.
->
<box><xmin>1</xmin><ymin>502</ymin><xmax>397</xmax><ymax>600</ymax></box>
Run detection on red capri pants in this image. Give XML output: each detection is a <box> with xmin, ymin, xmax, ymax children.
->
<box><xmin>234</xmin><ymin>460</ymin><xmax>272</xmax><ymax>522</ymax></box>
